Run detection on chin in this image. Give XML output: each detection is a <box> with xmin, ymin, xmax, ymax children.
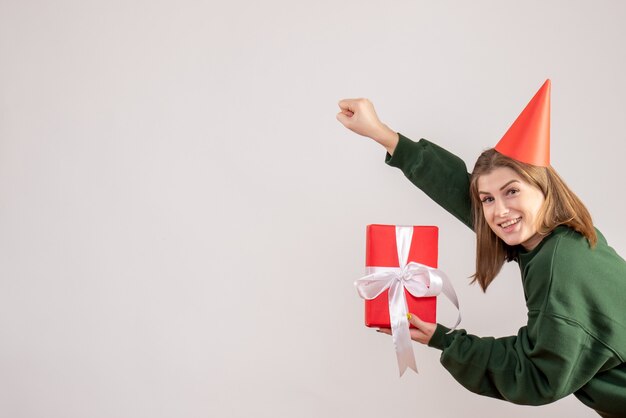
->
<box><xmin>499</xmin><ymin>237</ymin><xmax>519</xmax><ymax>246</ymax></box>
<box><xmin>492</xmin><ymin>231</ymin><xmax>525</xmax><ymax>247</ymax></box>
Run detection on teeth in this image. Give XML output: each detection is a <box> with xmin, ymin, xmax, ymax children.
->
<box><xmin>501</xmin><ymin>218</ymin><xmax>521</xmax><ymax>228</ymax></box>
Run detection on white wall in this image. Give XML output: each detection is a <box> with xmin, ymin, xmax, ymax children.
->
<box><xmin>1</xmin><ymin>1</ymin><xmax>624</xmax><ymax>417</ymax></box>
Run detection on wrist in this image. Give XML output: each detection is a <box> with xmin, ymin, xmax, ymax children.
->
<box><xmin>372</xmin><ymin>125</ymin><xmax>396</xmax><ymax>145</ymax></box>
<box><xmin>427</xmin><ymin>324</ymin><xmax>453</xmax><ymax>350</ymax></box>
<box><xmin>373</xmin><ymin>125</ymin><xmax>399</xmax><ymax>154</ymax></box>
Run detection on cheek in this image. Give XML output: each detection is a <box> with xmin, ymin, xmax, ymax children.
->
<box><xmin>481</xmin><ymin>207</ymin><xmax>494</xmax><ymax>223</ymax></box>
<box><xmin>528</xmin><ymin>194</ymin><xmax>546</xmax><ymax>217</ymax></box>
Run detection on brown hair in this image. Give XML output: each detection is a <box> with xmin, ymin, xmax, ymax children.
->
<box><xmin>469</xmin><ymin>149</ymin><xmax>597</xmax><ymax>291</ymax></box>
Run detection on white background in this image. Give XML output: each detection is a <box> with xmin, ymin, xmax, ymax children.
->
<box><xmin>1</xmin><ymin>1</ymin><xmax>624</xmax><ymax>417</ymax></box>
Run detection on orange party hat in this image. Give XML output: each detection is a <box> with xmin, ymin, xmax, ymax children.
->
<box><xmin>495</xmin><ymin>79</ymin><xmax>551</xmax><ymax>167</ymax></box>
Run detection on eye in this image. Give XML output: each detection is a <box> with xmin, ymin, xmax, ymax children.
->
<box><xmin>481</xmin><ymin>196</ymin><xmax>494</xmax><ymax>204</ymax></box>
<box><xmin>507</xmin><ymin>188</ymin><xmax>520</xmax><ymax>196</ymax></box>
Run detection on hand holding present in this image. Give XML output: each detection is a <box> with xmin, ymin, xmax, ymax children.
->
<box><xmin>377</xmin><ymin>313</ymin><xmax>437</xmax><ymax>345</ymax></box>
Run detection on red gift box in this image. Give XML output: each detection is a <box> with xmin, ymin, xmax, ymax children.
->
<box><xmin>364</xmin><ymin>224</ymin><xmax>438</xmax><ymax>327</ymax></box>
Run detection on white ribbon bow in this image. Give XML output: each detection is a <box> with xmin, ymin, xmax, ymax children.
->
<box><xmin>354</xmin><ymin>226</ymin><xmax>461</xmax><ymax>376</ymax></box>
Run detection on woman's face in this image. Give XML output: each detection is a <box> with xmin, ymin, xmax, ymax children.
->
<box><xmin>477</xmin><ymin>166</ymin><xmax>546</xmax><ymax>250</ymax></box>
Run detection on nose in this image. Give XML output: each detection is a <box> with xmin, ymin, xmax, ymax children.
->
<box><xmin>495</xmin><ymin>199</ymin><xmax>509</xmax><ymax>218</ymax></box>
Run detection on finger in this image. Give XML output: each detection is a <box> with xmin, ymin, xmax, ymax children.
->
<box><xmin>376</xmin><ymin>327</ymin><xmax>392</xmax><ymax>335</ymax></box>
<box><xmin>338</xmin><ymin>99</ymin><xmax>352</xmax><ymax>111</ymax></box>
<box><xmin>338</xmin><ymin>98</ymin><xmax>359</xmax><ymax>112</ymax></box>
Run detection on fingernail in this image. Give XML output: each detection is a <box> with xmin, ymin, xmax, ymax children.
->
<box><xmin>407</xmin><ymin>313</ymin><xmax>412</xmax><ymax>320</ymax></box>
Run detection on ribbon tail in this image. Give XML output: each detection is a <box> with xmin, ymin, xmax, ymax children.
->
<box><xmin>389</xmin><ymin>279</ymin><xmax>418</xmax><ymax>376</ymax></box>
<box><xmin>394</xmin><ymin>323</ymin><xmax>418</xmax><ymax>376</ymax></box>
<box><xmin>437</xmin><ymin>270</ymin><xmax>462</xmax><ymax>331</ymax></box>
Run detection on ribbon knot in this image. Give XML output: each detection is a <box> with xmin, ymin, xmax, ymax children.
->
<box><xmin>399</xmin><ymin>266</ymin><xmax>412</xmax><ymax>281</ymax></box>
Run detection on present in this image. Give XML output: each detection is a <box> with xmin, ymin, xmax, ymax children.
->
<box><xmin>354</xmin><ymin>224</ymin><xmax>461</xmax><ymax>376</ymax></box>
<box><xmin>364</xmin><ymin>224</ymin><xmax>438</xmax><ymax>327</ymax></box>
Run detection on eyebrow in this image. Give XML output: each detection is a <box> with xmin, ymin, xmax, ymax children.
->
<box><xmin>478</xmin><ymin>180</ymin><xmax>520</xmax><ymax>195</ymax></box>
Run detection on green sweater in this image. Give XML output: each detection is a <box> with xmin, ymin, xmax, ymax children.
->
<box><xmin>386</xmin><ymin>134</ymin><xmax>626</xmax><ymax>418</ymax></box>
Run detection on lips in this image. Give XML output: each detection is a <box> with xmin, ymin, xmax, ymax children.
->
<box><xmin>499</xmin><ymin>217</ymin><xmax>522</xmax><ymax>228</ymax></box>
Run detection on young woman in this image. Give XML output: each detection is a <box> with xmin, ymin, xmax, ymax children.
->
<box><xmin>336</xmin><ymin>95</ymin><xmax>626</xmax><ymax>418</ymax></box>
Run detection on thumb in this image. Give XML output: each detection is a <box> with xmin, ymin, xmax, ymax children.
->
<box><xmin>407</xmin><ymin>313</ymin><xmax>425</xmax><ymax>329</ymax></box>
<box><xmin>336</xmin><ymin>111</ymin><xmax>352</xmax><ymax>127</ymax></box>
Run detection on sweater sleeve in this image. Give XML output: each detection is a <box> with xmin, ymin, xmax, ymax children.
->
<box><xmin>385</xmin><ymin>133</ymin><xmax>473</xmax><ymax>229</ymax></box>
<box><xmin>427</xmin><ymin>314</ymin><xmax>620</xmax><ymax>405</ymax></box>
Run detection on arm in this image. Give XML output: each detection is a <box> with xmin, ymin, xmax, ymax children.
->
<box><xmin>386</xmin><ymin>134</ymin><xmax>473</xmax><ymax>229</ymax></box>
<box><xmin>428</xmin><ymin>314</ymin><xmax>620</xmax><ymax>405</ymax></box>
<box><xmin>336</xmin><ymin>99</ymin><xmax>473</xmax><ymax>229</ymax></box>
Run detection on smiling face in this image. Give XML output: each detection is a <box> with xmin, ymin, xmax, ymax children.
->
<box><xmin>477</xmin><ymin>166</ymin><xmax>546</xmax><ymax>251</ymax></box>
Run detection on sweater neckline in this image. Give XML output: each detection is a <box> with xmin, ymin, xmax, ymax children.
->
<box><xmin>517</xmin><ymin>225</ymin><xmax>570</xmax><ymax>261</ymax></box>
